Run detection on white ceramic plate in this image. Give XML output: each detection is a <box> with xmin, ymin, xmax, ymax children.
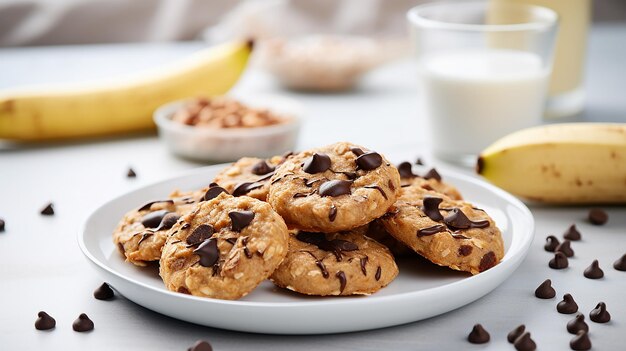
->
<box><xmin>79</xmin><ymin>165</ymin><xmax>534</xmax><ymax>334</ymax></box>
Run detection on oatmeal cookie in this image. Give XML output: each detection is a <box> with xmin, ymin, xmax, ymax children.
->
<box><xmin>159</xmin><ymin>192</ymin><xmax>289</xmax><ymax>300</ymax></box>
<box><xmin>270</xmin><ymin>229</ymin><xmax>398</xmax><ymax>296</ymax></box>
<box><xmin>268</xmin><ymin>142</ymin><xmax>400</xmax><ymax>232</ymax></box>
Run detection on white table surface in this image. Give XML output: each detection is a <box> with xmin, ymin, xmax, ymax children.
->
<box><xmin>1</xmin><ymin>24</ymin><xmax>625</xmax><ymax>350</ymax></box>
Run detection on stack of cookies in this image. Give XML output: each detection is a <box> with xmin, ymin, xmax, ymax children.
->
<box><xmin>113</xmin><ymin>142</ymin><xmax>504</xmax><ymax>300</ymax></box>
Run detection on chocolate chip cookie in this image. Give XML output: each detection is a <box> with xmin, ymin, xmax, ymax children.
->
<box><xmin>113</xmin><ymin>190</ymin><xmax>203</xmax><ymax>266</ymax></box>
<box><xmin>212</xmin><ymin>155</ymin><xmax>286</xmax><ymax>201</ymax></box>
<box><xmin>159</xmin><ymin>192</ymin><xmax>289</xmax><ymax>300</ymax></box>
<box><xmin>380</xmin><ymin>183</ymin><xmax>504</xmax><ymax>275</ymax></box>
<box><xmin>268</xmin><ymin>142</ymin><xmax>401</xmax><ymax>232</ymax></box>
<box><xmin>270</xmin><ymin>229</ymin><xmax>398</xmax><ymax>296</ymax></box>
<box><xmin>397</xmin><ymin>162</ymin><xmax>462</xmax><ymax>200</ymax></box>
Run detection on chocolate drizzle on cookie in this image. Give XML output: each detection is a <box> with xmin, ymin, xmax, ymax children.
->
<box><xmin>303</xmin><ymin>153</ymin><xmax>331</xmax><ymax>174</ymax></box>
<box><xmin>364</xmin><ymin>185</ymin><xmax>387</xmax><ymax>199</ymax></box>
<box><xmin>422</xmin><ymin>196</ymin><xmax>444</xmax><ymax>221</ymax></box>
<box><xmin>360</xmin><ymin>256</ymin><xmax>368</xmax><ymax>275</ymax></box>
<box><xmin>375</xmin><ymin>266</ymin><xmax>382</xmax><ymax>281</ymax></box>
<box><xmin>296</xmin><ymin>232</ymin><xmax>358</xmax><ymax>261</ymax></box>
<box><xmin>305</xmin><ymin>251</ymin><xmax>329</xmax><ymax>278</ymax></box>
<box><xmin>444</xmin><ymin>208</ymin><xmax>489</xmax><ymax>229</ymax></box>
<box><xmin>141</xmin><ymin>210</ymin><xmax>171</xmax><ymax>228</ymax></box>
<box><xmin>138</xmin><ymin>200</ymin><xmax>174</xmax><ymax>211</ymax></box>
<box><xmin>417</xmin><ymin>224</ymin><xmax>447</xmax><ymax>237</ymax></box>
<box><xmin>336</xmin><ymin>271</ymin><xmax>347</xmax><ymax>293</ymax></box>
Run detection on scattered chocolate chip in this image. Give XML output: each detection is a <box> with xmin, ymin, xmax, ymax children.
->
<box><xmin>204</xmin><ymin>186</ymin><xmax>228</xmax><ymax>201</ymax></box>
<box><xmin>534</xmin><ymin>279</ymin><xmax>556</xmax><ymax>299</ymax></box>
<box><xmin>397</xmin><ymin>162</ymin><xmax>415</xmax><ymax>178</ymax></box>
<box><xmin>584</xmin><ymin>260</ymin><xmax>604</xmax><ymax>279</ymax></box>
<box><xmin>72</xmin><ymin>313</ymin><xmax>94</xmax><ymax>332</ymax></box>
<box><xmin>557</xmin><ymin>294</ymin><xmax>579</xmax><ymax>314</ymax></box>
<box><xmin>350</xmin><ymin>147</ymin><xmax>364</xmax><ymax>156</ymax></box>
<box><xmin>127</xmin><ymin>168</ymin><xmax>137</xmax><ymax>178</ymax></box>
<box><xmin>570</xmin><ymin>330</ymin><xmax>592</xmax><ymax>350</ymax></box>
<box><xmin>155</xmin><ymin>213</ymin><xmax>179</xmax><ymax>231</ymax></box>
<box><xmin>188</xmin><ymin>340</ymin><xmax>213</xmax><ymax>351</ymax></box>
<box><xmin>567</xmin><ymin>313</ymin><xmax>589</xmax><ymax>334</ymax></box>
<box><xmin>544</xmin><ymin>235</ymin><xmax>560</xmax><ymax>252</ymax></box>
<box><xmin>0</xmin><ymin>218</ymin><xmax>4</xmax><ymax>232</ymax></box>
<box><xmin>319</xmin><ymin>180</ymin><xmax>352</xmax><ymax>197</ymax></box>
<box><xmin>467</xmin><ymin>324</ymin><xmax>490</xmax><ymax>344</ymax></box>
<box><xmin>251</xmin><ymin>160</ymin><xmax>275</xmax><ymax>175</ymax></box>
<box><xmin>186</xmin><ymin>224</ymin><xmax>214</xmax><ymax>246</ymax></box>
<box><xmin>423</xmin><ymin>168</ymin><xmax>442</xmax><ymax>181</ymax></box>
<box><xmin>588</xmin><ymin>208</ymin><xmax>608</xmax><ymax>225</ymax></box>
<box><xmin>141</xmin><ymin>210</ymin><xmax>170</xmax><ymax>228</ymax></box>
<box><xmin>356</xmin><ymin>151</ymin><xmax>383</xmax><ymax>171</ymax></box>
<box><xmin>613</xmin><ymin>254</ymin><xmax>626</xmax><ymax>271</ymax></box>
<box><xmin>513</xmin><ymin>332</ymin><xmax>536</xmax><ymax>351</ymax></box>
<box><xmin>443</xmin><ymin>208</ymin><xmax>489</xmax><ymax>229</ymax></box>
<box><xmin>229</xmin><ymin>210</ymin><xmax>255</xmax><ymax>232</ymax></box>
<box><xmin>360</xmin><ymin>256</ymin><xmax>368</xmax><ymax>275</ymax></box>
<box><xmin>232</xmin><ymin>182</ymin><xmax>262</xmax><ymax>197</ymax></box>
<box><xmin>556</xmin><ymin>240</ymin><xmax>574</xmax><ymax>257</ymax></box>
<box><xmin>416</xmin><ymin>157</ymin><xmax>423</xmax><ymax>165</ymax></box>
<box><xmin>336</xmin><ymin>271</ymin><xmax>347</xmax><ymax>293</ymax></box>
<box><xmin>458</xmin><ymin>245</ymin><xmax>473</xmax><ymax>256</ymax></box>
<box><xmin>417</xmin><ymin>224</ymin><xmax>447</xmax><ymax>237</ymax></box>
<box><xmin>422</xmin><ymin>196</ymin><xmax>444</xmax><ymax>221</ymax></box>
<box><xmin>35</xmin><ymin>311</ymin><xmax>56</xmax><ymax>330</ymax></box>
<box><xmin>303</xmin><ymin>153</ymin><xmax>331</xmax><ymax>174</ymax></box>
<box><xmin>329</xmin><ymin>205</ymin><xmax>337</xmax><ymax>222</ymax></box>
<box><xmin>479</xmin><ymin>251</ymin><xmax>497</xmax><ymax>272</ymax></box>
<box><xmin>40</xmin><ymin>203</ymin><xmax>54</xmax><ymax>216</ymax></box>
<box><xmin>93</xmin><ymin>283</ymin><xmax>114</xmax><ymax>300</ymax></box>
<box><xmin>589</xmin><ymin>302</ymin><xmax>611</xmax><ymax>323</ymax></box>
<box><xmin>549</xmin><ymin>252</ymin><xmax>569</xmax><ymax>269</ymax></box>
<box><xmin>563</xmin><ymin>224</ymin><xmax>581</xmax><ymax>241</ymax></box>
<box><xmin>138</xmin><ymin>199</ymin><xmax>173</xmax><ymax>211</ymax></box>
<box><xmin>375</xmin><ymin>266</ymin><xmax>381</xmax><ymax>281</ymax></box>
<box><xmin>194</xmin><ymin>238</ymin><xmax>219</xmax><ymax>267</ymax></box>
<box><xmin>507</xmin><ymin>324</ymin><xmax>525</xmax><ymax>343</ymax></box>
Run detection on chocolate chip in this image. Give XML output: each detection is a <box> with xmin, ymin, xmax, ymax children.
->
<box><xmin>188</xmin><ymin>340</ymin><xmax>213</xmax><ymax>351</ymax></box>
<box><xmin>458</xmin><ymin>245</ymin><xmax>473</xmax><ymax>256</ymax></box>
<box><xmin>229</xmin><ymin>210</ymin><xmax>255</xmax><ymax>232</ymax></box>
<box><xmin>507</xmin><ymin>324</ymin><xmax>525</xmax><ymax>343</ymax></box>
<box><xmin>614</xmin><ymin>253</ymin><xmax>626</xmax><ymax>271</ymax></box>
<box><xmin>251</xmin><ymin>160</ymin><xmax>274</xmax><ymax>175</ymax></box>
<box><xmin>93</xmin><ymin>282</ymin><xmax>114</xmax><ymax>300</ymax></box>
<box><xmin>72</xmin><ymin>313</ymin><xmax>94</xmax><ymax>332</ymax></box>
<box><xmin>422</xmin><ymin>196</ymin><xmax>443</xmax><ymax>221</ymax></box>
<box><xmin>557</xmin><ymin>294</ymin><xmax>579</xmax><ymax>314</ymax></box>
<box><xmin>417</xmin><ymin>224</ymin><xmax>447</xmax><ymax>237</ymax></box>
<box><xmin>513</xmin><ymin>332</ymin><xmax>536</xmax><ymax>351</ymax></box>
<box><xmin>584</xmin><ymin>260</ymin><xmax>604</xmax><ymax>279</ymax></box>
<box><xmin>375</xmin><ymin>266</ymin><xmax>381</xmax><ymax>281</ymax></box>
<box><xmin>138</xmin><ymin>199</ymin><xmax>173</xmax><ymax>211</ymax></box>
<box><xmin>35</xmin><ymin>311</ymin><xmax>56</xmax><ymax>330</ymax></box>
<box><xmin>567</xmin><ymin>313</ymin><xmax>589</xmax><ymax>334</ymax></box>
<box><xmin>443</xmin><ymin>208</ymin><xmax>489</xmax><ymax>229</ymax></box>
<box><xmin>589</xmin><ymin>302</ymin><xmax>611</xmax><ymax>323</ymax></box>
<box><xmin>0</xmin><ymin>218</ymin><xmax>4</xmax><ymax>232</ymax></box>
<box><xmin>544</xmin><ymin>235</ymin><xmax>560</xmax><ymax>252</ymax></box>
<box><xmin>155</xmin><ymin>213</ymin><xmax>179</xmax><ymax>231</ymax></box>
<box><xmin>127</xmin><ymin>168</ymin><xmax>137</xmax><ymax>178</ymax></box>
<box><xmin>194</xmin><ymin>238</ymin><xmax>219</xmax><ymax>267</ymax></box>
<box><xmin>556</xmin><ymin>240</ymin><xmax>574</xmax><ymax>257</ymax></box>
<box><xmin>479</xmin><ymin>251</ymin><xmax>497</xmax><ymax>272</ymax></box>
<box><xmin>467</xmin><ymin>324</ymin><xmax>490</xmax><ymax>344</ymax></box>
<box><xmin>570</xmin><ymin>330</ymin><xmax>592</xmax><ymax>350</ymax></box>
<box><xmin>360</xmin><ymin>256</ymin><xmax>368</xmax><ymax>275</ymax></box>
<box><xmin>319</xmin><ymin>180</ymin><xmax>352</xmax><ymax>197</ymax></box>
<box><xmin>534</xmin><ymin>279</ymin><xmax>556</xmax><ymax>299</ymax></box>
<box><xmin>40</xmin><ymin>203</ymin><xmax>54</xmax><ymax>215</ymax></box>
<box><xmin>563</xmin><ymin>224</ymin><xmax>581</xmax><ymax>241</ymax></box>
<box><xmin>204</xmin><ymin>186</ymin><xmax>228</xmax><ymax>201</ymax></box>
<box><xmin>364</xmin><ymin>185</ymin><xmax>387</xmax><ymax>199</ymax></box>
<box><xmin>388</xmin><ymin>179</ymin><xmax>395</xmax><ymax>191</ymax></box>
<box><xmin>397</xmin><ymin>162</ymin><xmax>415</xmax><ymax>178</ymax></box>
<box><xmin>336</xmin><ymin>271</ymin><xmax>347</xmax><ymax>293</ymax></box>
<box><xmin>329</xmin><ymin>205</ymin><xmax>337</xmax><ymax>222</ymax></box>
<box><xmin>303</xmin><ymin>153</ymin><xmax>331</xmax><ymax>174</ymax></box>
<box><xmin>141</xmin><ymin>210</ymin><xmax>170</xmax><ymax>228</ymax></box>
<box><xmin>423</xmin><ymin>168</ymin><xmax>442</xmax><ymax>181</ymax></box>
<box><xmin>232</xmin><ymin>182</ymin><xmax>262</xmax><ymax>197</ymax></box>
<box><xmin>350</xmin><ymin>147</ymin><xmax>364</xmax><ymax>156</ymax></box>
<box><xmin>549</xmin><ymin>252</ymin><xmax>569</xmax><ymax>269</ymax></box>
<box><xmin>356</xmin><ymin>151</ymin><xmax>383</xmax><ymax>171</ymax></box>
<box><xmin>587</xmin><ymin>208</ymin><xmax>608</xmax><ymax>225</ymax></box>
<box><xmin>186</xmin><ymin>224</ymin><xmax>214</xmax><ymax>246</ymax></box>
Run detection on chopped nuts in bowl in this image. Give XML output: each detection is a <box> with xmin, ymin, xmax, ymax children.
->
<box><xmin>154</xmin><ymin>95</ymin><xmax>302</xmax><ymax>162</ymax></box>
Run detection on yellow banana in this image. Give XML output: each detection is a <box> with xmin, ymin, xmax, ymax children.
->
<box><xmin>0</xmin><ymin>40</ymin><xmax>253</xmax><ymax>141</ymax></box>
<box><xmin>477</xmin><ymin>123</ymin><xmax>626</xmax><ymax>204</ymax></box>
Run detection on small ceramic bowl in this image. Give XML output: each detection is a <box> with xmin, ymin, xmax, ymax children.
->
<box><xmin>154</xmin><ymin>95</ymin><xmax>302</xmax><ymax>162</ymax></box>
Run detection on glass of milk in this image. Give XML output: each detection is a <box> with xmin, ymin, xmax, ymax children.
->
<box><xmin>408</xmin><ymin>1</ymin><xmax>558</xmax><ymax>166</ymax></box>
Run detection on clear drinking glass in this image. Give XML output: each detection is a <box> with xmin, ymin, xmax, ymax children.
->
<box><xmin>408</xmin><ymin>1</ymin><xmax>558</xmax><ymax>166</ymax></box>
